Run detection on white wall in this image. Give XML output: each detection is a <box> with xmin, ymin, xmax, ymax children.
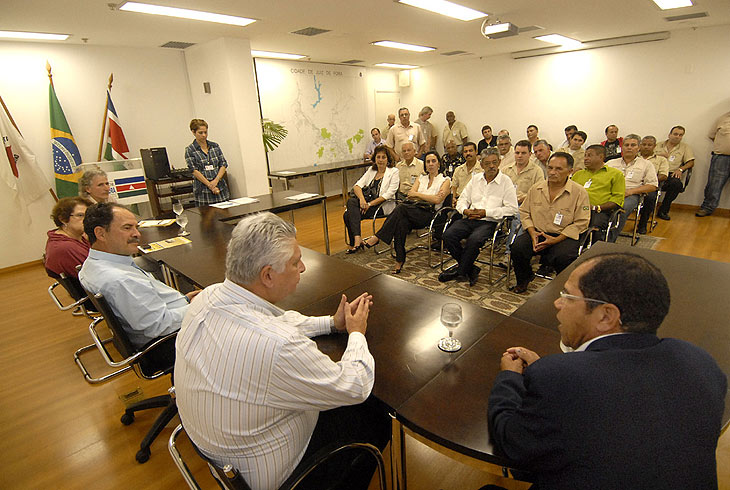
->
<box><xmin>0</xmin><ymin>41</ymin><xmax>195</xmax><ymax>269</ymax></box>
<box><xmin>401</xmin><ymin>25</ymin><xmax>730</xmax><ymax>209</ymax></box>
<box><xmin>184</xmin><ymin>37</ymin><xmax>269</xmax><ymax>197</ymax></box>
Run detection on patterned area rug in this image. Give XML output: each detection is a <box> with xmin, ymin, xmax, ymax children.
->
<box><xmin>333</xmin><ymin>233</ymin><xmax>661</xmax><ymax>316</ymax></box>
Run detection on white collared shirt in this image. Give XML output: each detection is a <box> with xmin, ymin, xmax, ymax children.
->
<box><xmin>175</xmin><ymin>279</ymin><xmax>374</xmax><ymax>490</ymax></box>
<box><xmin>455</xmin><ymin>171</ymin><xmax>519</xmax><ymax>220</ymax></box>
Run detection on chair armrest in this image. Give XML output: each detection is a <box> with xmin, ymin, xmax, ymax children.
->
<box><xmin>280</xmin><ymin>441</ymin><xmax>386</xmax><ymax>490</ymax></box>
<box><xmin>168</xmin><ymin>424</ymin><xmax>204</xmax><ymax>490</ymax></box>
<box><xmin>89</xmin><ymin>317</ymin><xmax>177</xmax><ymax>370</ymax></box>
<box><xmin>48</xmin><ymin>281</ymin><xmax>88</xmax><ymax>312</ymax></box>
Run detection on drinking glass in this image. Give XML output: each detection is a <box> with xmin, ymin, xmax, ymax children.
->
<box><xmin>176</xmin><ymin>212</ymin><xmax>190</xmax><ymax>236</ymax></box>
<box><xmin>172</xmin><ymin>200</ymin><xmax>184</xmax><ymax>216</ymax></box>
<box><xmin>438</xmin><ymin>303</ymin><xmax>462</xmax><ymax>352</ymax></box>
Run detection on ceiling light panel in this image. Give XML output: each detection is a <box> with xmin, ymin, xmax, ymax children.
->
<box><xmin>0</xmin><ymin>30</ymin><xmax>69</xmax><ymax>41</ymax></box>
<box><xmin>534</xmin><ymin>34</ymin><xmax>582</xmax><ymax>47</ymax></box>
<box><xmin>250</xmin><ymin>50</ymin><xmax>306</xmax><ymax>60</ymax></box>
<box><xmin>398</xmin><ymin>0</ymin><xmax>487</xmax><ymax>21</ymax></box>
<box><xmin>119</xmin><ymin>2</ymin><xmax>256</xmax><ymax>27</ymax></box>
<box><xmin>374</xmin><ymin>63</ymin><xmax>419</xmax><ymax>69</ymax></box>
<box><xmin>371</xmin><ymin>40</ymin><xmax>435</xmax><ymax>52</ymax></box>
<box><xmin>653</xmin><ymin>0</ymin><xmax>693</xmax><ymax>9</ymax></box>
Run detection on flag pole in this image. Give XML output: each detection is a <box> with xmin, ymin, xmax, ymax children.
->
<box><xmin>46</xmin><ymin>61</ymin><xmax>60</xmax><ymax>201</ymax></box>
<box><xmin>97</xmin><ymin>73</ymin><xmax>113</xmax><ymax>161</ymax></box>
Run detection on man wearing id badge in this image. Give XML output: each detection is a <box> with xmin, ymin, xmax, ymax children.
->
<box><xmin>571</xmin><ymin>145</ymin><xmax>625</xmax><ymax>242</ymax></box>
<box><xmin>395</xmin><ymin>141</ymin><xmax>424</xmax><ymax>200</ymax></box>
<box><xmin>510</xmin><ymin>152</ymin><xmax>590</xmax><ymax>293</ymax></box>
<box><xmin>655</xmin><ymin>126</ymin><xmax>695</xmax><ymax>220</ymax></box>
<box><xmin>185</xmin><ymin>118</ymin><xmax>230</xmax><ymax>206</ymax></box>
<box><xmin>385</xmin><ymin>107</ymin><xmax>426</xmax><ymax>159</ymax></box>
<box><xmin>607</xmin><ymin>134</ymin><xmax>658</xmax><ymax>235</ymax></box>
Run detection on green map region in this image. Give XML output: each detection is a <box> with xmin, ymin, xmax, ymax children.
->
<box><xmin>317</xmin><ymin>147</ymin><xmax>324</xmax><ymax>158</ymax></box>
<box><xmin>347</xmin><ymin>129</ymin><xmax>365</xmax><ymax>153</ymax></box>
<box><xmin>320</xmin><ymin>128</ymin><xmax>332</xmax><ymax>139</ymax></box>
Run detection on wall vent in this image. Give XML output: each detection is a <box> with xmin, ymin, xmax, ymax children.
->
<box><xmin>160</xmin><ymin>41</ymin><xmax>195</xmax><ymax>49</ymax></box>
<box><xmin>340</xmin><ymin>59</ymin><xmax>365</xmax><ymax>64</ymax></box>
<box><xmin>665</xmin><ymin>12</ymin><xmax>708</xmax><ymax>21</ymax></box>
<box><xmin>441</xmin><ymin>50</ymin><xmax>467</xmax><ymax>56</ymax></box>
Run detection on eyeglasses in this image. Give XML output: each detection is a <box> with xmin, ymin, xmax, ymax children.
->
<box><xmin>558</xmin><ymin>289</ymin><xmax>609</xmax><ymax>305</ymax></box>
<box><xmin>69</xmin><ymin>213</ymin><xmax>86</xmax><ymax>218</ymax></box>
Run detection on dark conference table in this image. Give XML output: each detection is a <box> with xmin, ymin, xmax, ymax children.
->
<box><xmin>141</xmin><ymin>221</ymin><xmax>730</xmax><ymax>488</ymax></box>
<box><xmin>268</xmin><ymin>159</ymin><xmax>371</xmax><ymax>206</ymax></box>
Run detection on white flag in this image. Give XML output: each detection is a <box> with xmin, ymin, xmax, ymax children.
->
<box><xmin>1</xmin><ymin>102</ymin><xmax>49</xmax><ymax>209</ymax></box>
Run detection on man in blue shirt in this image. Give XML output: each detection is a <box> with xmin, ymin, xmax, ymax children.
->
<box><xmin>79</xmin><ymin>203</ymin><xmax>199</xmax><ymax>364</ymax></box>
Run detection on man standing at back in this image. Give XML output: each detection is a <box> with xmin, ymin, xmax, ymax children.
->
<box><xmin>175</xmin><ymin>212</ymin><xmax>389</xmax><ymax>490</ymax></box>
<box><xmin>443</xmin><ymin>111</ymin><xmax>469</xmax><ymax>153</ymax></box>
<box><xmin>386</xmin><ymin>107</ymin><xmax>426</xmax><ymax>159</ymax></box>
<box><xmin>414</xmin><ymin>106</ymin><xmax>437</xmax><ymax>157</ymax></box>
<box><xmin>79</xmin><ymin>203</ymin><xmax>199</xmax><ymax>365</ymax></box>
<box><xmin>697</xmin><ymin>111</ymin><xmax>730</xmax><ymax>217</ymax></box>
<box><xmin>489</xmin><ymin>253</ymin><xmax>726</xmax><ymax>489</ymax></box>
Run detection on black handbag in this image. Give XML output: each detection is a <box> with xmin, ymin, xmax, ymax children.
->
<box><xmin>350</xmin><ymin>177</ymin><xmax>382</xmax><ymax>202</ymax></box>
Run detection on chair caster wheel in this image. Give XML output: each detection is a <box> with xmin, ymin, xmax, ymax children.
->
<box><xmin>121</xmin><ymin>413</ymin><xmax>135</xmax><ymax>425</ymax></box>
<box><xmin>136</xmin><ymin>448</ymin><xmax>151</xmax><ymax>464</ymax></box>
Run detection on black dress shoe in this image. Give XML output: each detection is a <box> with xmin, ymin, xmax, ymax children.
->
<box><xmin>438</xmin><ymin>269</ymin><xmax>460</xmax><ymax>282</ymax></box>
<box><xmin>637</xmin><ymin>225</ymin><xmax>647</xmax><ymax>234</ymax></box>
<box><xmin>535</xmin><ymin>264</ymin><xmax>554</xmax><ymax>277</ymax></box>
<box><xmin>468</xmin><ymin>266</ymin><xmax>481</xmax><ymax>287</ymax></box>
<box><xmin>657</xmin><ymin>212</ymin><xmax>671</xmax><ymax>221</ymax></box>
<box><xmin>511</xmin><ymin>282</ymin><xmax>530</xmax><ymax>294</ymax></box>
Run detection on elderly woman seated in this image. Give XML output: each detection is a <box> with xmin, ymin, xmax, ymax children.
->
<box><xmin>45</xmin><ymin>196</ymin><xmax>93</xmax><ymax>279</ymax></box>
<box><xmin>343</xmin><ymin>145</ymin><xmax>400</xmax><ymax>252</ymax></box>
<box><xmin>363</xmin><ymin>151</ymin><xmax>451</xmax><ymax>273</ymax></box>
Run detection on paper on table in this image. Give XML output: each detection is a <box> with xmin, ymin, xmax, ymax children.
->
<box><xmin>210</xmin><ymin>201</ymin><xmax>237</xmax><ymax>209</ymax></box>
<box><xmin>277</xmin><ymin>171</ymin><xmax>296</xmax><ymax>175</ymax></box>
<box><xmin>137</xmin><ymin>236</ymin><xmax>192</xmax><ymax>253</ymax></box>
<box><xmin>138</xmin><ymin>219</ymin><xmax>176</xmax><ymax>228</ymax></box>
<box><xmin>286</xmin><ymin>192</ymin><xmax>319</xmax><ymax>201</ymax></box>
<box><xmin>230</xmin><ymin>197</ymin><xmax>259</xmax><ymax>205</ymax></box>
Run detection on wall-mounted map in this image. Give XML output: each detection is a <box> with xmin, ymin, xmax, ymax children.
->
<box><xmin>256</xmin><ymin>59</ymin><xmax>367</xmax><ymax>171</ymax></box>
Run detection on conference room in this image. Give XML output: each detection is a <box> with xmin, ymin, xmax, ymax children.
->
<box><xmin>2</xmin><ymin>0</ymin><xmax>729</xmax><ymax>488</ymax></box>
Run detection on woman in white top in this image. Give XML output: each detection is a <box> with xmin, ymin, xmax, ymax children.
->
<box><xmin>343</xmin><ymin>145</ymin><xmax>400</xmax><ymax>252</ymax></box>
<box><xmin>363</xmin><ymin>151</ymin><xmax>451</xmax><ymax>273</ymax></box>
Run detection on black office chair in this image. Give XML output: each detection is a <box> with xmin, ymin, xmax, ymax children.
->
<box><xmin>77</xmin><ymin>291</ymin><xmax>178</xmax><ymax>463</ymax></box>
<box><xmin>168</xmin><ymin>424</ymin><xmax>387</xmax><ymax>490</ymax></box>
<box><xmin>618</xmin><ymin>194</ymin><xmax>646</xmax><ymax>246</ymax></box>
<box><xmin>579</xmin><ymin>208</ymin><xmax>623</xmax><ymax>253</ymax></box>
<box><xmin>44</xmin><ymin>261</ymin><xmax>98</xmax><ymax>317</ymax></box>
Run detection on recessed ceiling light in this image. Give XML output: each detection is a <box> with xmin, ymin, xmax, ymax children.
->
<box><xmin>250</xmin><ymin>50</ymin><xmax>306</xmax><ymax>60</ymax></box>
<box><xmin>0</xmin><ymin>30</ymin><xmax>69</xmax><ymax>41</ymax></box>
<box><xmin>397</xmin><ymin>0</ymin><xmax>487</xmax><ymax>21</ymax></box>
<box><xmin>371</xmin><ymin>41</ymin><xmax>435</xmax><ymax>52</ymax></box>
<box><xmin>652</xmin><ymin>0</ymin><xmax>693</xmax><ymax>9</ymax></box>
<box><xmin>374</xmin><ymin>63</ymin><xmax>420</xmax><ymax>69</ymax></box>
<box><xmin>119</xmin><ymin>2</ymin><xmax>256</xmax><ymax>27</ymax></box>
<box><xmin>534</xmin><ymin>34</ymin><xmax>582</xmax><ymax>47</ymax></box>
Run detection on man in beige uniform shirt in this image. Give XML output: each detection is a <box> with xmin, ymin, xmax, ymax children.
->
<box><xmin>395</xmin><ymin>141</ymin><xmax>424</xmax><ymax>199</ymax></box>
<box><xmin>696</xmin><ymin>111</ymin><xmax>730</xmax><ymax>217</ymax></box>
<box><xmin>655</xmin><ymin>125</ymin><xmax>695</xmax><ymax>220</ymax></box>
<box><xmin>497</xmin><ymin>135</ymin><xmax>515</xmax><ymax>169</ymax></box>
<box><xmin>386</xmin><ymin>107</ymin><xmax>426</xmax><ymax>159</ymax></box>
<box><xmin>637</xmin><ymin>135</ymin><xmax>669</xmax><ymax>230</ymax></box>
<box><xmin>533</xmin><ymin>139</ymin><xmax>552</xmax><ymax>178</ymax></box>
<box><xmin>510</xmin><ymin>152</ymin><xmax>590</xmax><ymax>293</ymax></box>
<box><xmin>414</xmin><ymin>106</ymin><xmax>437</xmax><ymax>155</ymax></box>
<box><xmin>451</xmin><ymin>142</ymin><xmax>482</xmax><ymax>199</ymax></box>
<box><xmin>442</xmin><ymin>111</ymin><xmax>468</xmax><ymax>153</ymax></box>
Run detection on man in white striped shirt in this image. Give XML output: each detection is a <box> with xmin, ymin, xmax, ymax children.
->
<box><xmin>175</xmin><ymin>212</ymin><xmax>388</xmax><ymax>490</ymax></box>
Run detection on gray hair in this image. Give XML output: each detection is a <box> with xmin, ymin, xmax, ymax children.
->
<box><xmin>624</xmin><ymin>133</ymin><xmax>641</xmax><ymax>144</ymax></box>
<box><xmin>225</xmin><ymin>212</ymin><xmax>297</xmax><ymax>285</ymax></box>
<box><xmin>401</xmin><ymin>140</ymin><xmax>416</xmax><ymax>151</ymax></box>
<box><xmin>480</xmin><ymin>147</ymin><xmax>501</xmax><ymax>160</ymax></box>
<box><xmin>497</xmin><ymin>135</ymin><xmax>512</xmax><ymax>143</ymax></box>
<box><xmin>419</xmin><ymin>106</ymin><xmax>433</xmax><ymax>116</ymax></box>
<box><xmin>534</xmin><ymin>139</ymin><xmax>551</xmax><ymax>150</ymax></box>
<box><xmin>79</xmin><ymin>169</ymin><xmax>107</xmax><ymax>197</ymax></box>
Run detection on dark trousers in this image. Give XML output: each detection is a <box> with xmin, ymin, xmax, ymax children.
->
<box><xmin>511</xmin><ymin>232</ymin><xmax>580</xmax><ymax>285</ymax></box>
<box><xmin>375</xmin><ymin>203</ymin><xmax>433</xmax><ymax>263</ymax></box>
<box><xmin>700</xmin><ymin>153</ymin><xmax>730</xmax><ymax>212</ymax></box>
<box><xmin>293</xmin><ymin>396</ymin><xmax>391</xmax><ymax>490</ymax></box>
<box><xmin>343</xmin><ymin>196</ymin><xmax>378</xmax><ymax>246</ymax></box>
<box><xmin>638</xmin><ymin>191</ymin><xmax>658</xmax><ymax>229</ymax></box>
<box><xmin>589</xmin><ymin>210</ymin><xmax>619</xmax><ymax>243</ymax></box>
<box><xmin>659</xmin><ymin>176</ymin><xmax>684</xmax><ymax>215</ymax></box>
<box><xmin>442</xmin><ymin>218</ymin><xmax>497</xmax><ymax>276</ymax></box>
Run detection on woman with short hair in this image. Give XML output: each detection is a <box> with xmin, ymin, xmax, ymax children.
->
<box><xmin>185</xmin><ymin>118</ymin><xmax>230</xmax><ymax>205</ymax></box>
<box><xmin>45</xmin><ymin>196</ymin><xmax>93</xmax><ymax>278</ymax></box>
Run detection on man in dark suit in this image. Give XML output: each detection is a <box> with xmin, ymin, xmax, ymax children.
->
<box><xmin>487</xmin><ymin>252</ymin><xmax>727</xmax><ymax>490</ymax></box>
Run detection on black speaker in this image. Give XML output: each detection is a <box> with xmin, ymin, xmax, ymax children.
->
<box><xmin>140</xmin><ymin>148</ymin><xmax>171</xmax><ymax>181</ymax></box>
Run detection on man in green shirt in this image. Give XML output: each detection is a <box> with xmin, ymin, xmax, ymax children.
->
<box><xmin>571</xmin><ymin>144</ymin><xmax>625</xmax><ymax>242</ymax></box>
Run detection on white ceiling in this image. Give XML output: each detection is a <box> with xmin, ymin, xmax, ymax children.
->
<box><xmin>3</xmin><ymin>0</ymin><xmax>729</xmax><ymax>67</ymax></box>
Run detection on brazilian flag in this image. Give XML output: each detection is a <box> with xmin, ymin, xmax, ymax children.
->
<box><xmin>49</xmin><ymin>83</ymin><xmax>82</xmax><ymax>198</ymax></box>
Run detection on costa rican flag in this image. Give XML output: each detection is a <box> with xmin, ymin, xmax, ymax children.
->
<box><xmin>108</xmin><ymin>169</ymin><xmax>148</xmax><ymax>204</ymax></box>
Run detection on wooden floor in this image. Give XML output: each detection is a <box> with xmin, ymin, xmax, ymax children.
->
<box><xmin>1</xmin><ymin>200</ymin><xmax>728</xmax><ymax>490</ymax></box>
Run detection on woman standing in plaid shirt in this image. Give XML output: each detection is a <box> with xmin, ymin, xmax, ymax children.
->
<box><xmin>185</xmin><ymin>119</ymin><xmax>230</xmax><ymax>205</ymax></box>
